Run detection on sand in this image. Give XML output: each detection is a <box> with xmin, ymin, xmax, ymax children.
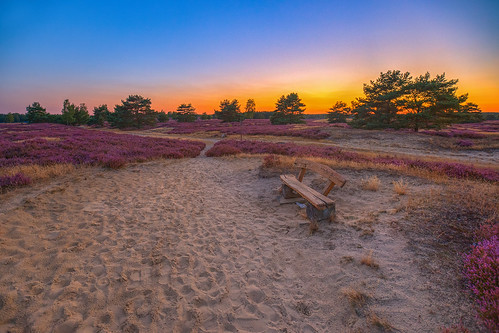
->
<box><xmin>0</xmin><ymin>156</ymin><xmax>476</xmax><ymax>332</ymax></box>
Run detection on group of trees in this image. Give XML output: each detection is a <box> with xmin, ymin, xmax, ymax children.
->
<box><xmin>61</xmin><ymin>99</ymin><xmax>90</xmax><ymax>125</ymax></box>
<box><xmin>25</xmin><ymin>100</ymin><xmax>93</xmax><ymax>125</ymax></box>
<box><xmin>214</xmin><ymin>98</ymin><xmax>258</xmax><ymax>122</ymax></box>
<box><xmin>0</xmin><ymin>112</ymin><xmax>27</xmax><ymax>123</ymax></box>
<box><xmin>213</xmin><ymin>95</ymin><xmax>306</xmax><ymax>125</ymax></box>
<box><xmin>327</xmin><ymin>70</ymin><xmax>482</xmax><ymax>131</ymax></box>
<box><xmin>9</xmin><ymin>71</ymin><xmax>485</xmax><ymax>130</ymax></box>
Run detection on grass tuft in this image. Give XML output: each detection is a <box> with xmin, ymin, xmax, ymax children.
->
<box><xmin>393</xmin><ymin>178</ymin><xmax>408</xmax><ymax>195</ymax></box>
<box><xmin>368</xmin><ymin>311</ymin><xmax>394</xmax><ymax>331</ymax></box>
<box><xmin>360</xmin><ymin>250</ymin><xmax>379</xmax><ymax>269</ymax></box>
<box><xmin>341</xmin><ymin>287</ymin><xmax>368</xmax><ymax>309</ymax></box>
<box><xmin>362</xmin><ymin>176</ymin><xmax>381</xmax><ymax>191</ymax></box>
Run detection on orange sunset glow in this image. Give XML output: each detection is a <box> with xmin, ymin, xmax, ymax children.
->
<box><xmin>1</xmin><ymin>1</ymin><xmax>498</xmax><ymax>114</ymax></box>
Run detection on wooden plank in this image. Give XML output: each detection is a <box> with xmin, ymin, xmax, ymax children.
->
<box><xmin>280</xmin><ymin>174</ymin><xmax>334</xmax><ymax>209</ymax></box>
<box><xmin>295</xmin><ymin>158</ymin><xmax>346</xmax><ymax>187</ymax></box>
<box><xmin>322</xmin><ymin>181</ymin><xmax>335</xmax><ymax>196</ymax></box>
<box><xmin>282</xmin><ymin>184</ymin><xmax>300</xmax><ymax>199</ymax></box>
<box><xmin>306</xmin><ymin>202</ymin><xmax>335</xmax><ymax>222</ymax></box>
<box><xmin>279</xmin><ymin>196</ymin><xmax>306</xmax><ymax>205</ymax></box>
<box><xmin>297</xmin><ymin>168</ymin><xmax>306</xmax><ymax>182</ymax></box>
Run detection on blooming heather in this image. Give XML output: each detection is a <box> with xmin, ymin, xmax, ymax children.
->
<box><xmin>0</xmin><ymin>123</ymin><xmax>206</xmax><ymax>189</ymax></box>
<box><xmin>0</xmin><ymin>173</ymin><xmax>31</xmax><ymax>189</ymax></box>
<box><xmin>205</xmin><ymin>139</ymin><xmax>499</xmax><ymax>182</ymax></box>
<box><xmin>157</xmin><ymin>119</ymin><xmax>332</xmax><ymax>139</ymax></box>
<box><xmin>463</xmin><ymin>236</ymin><xmax>499</xmax><ymax>331</ymax></box>
<box><xmin>419</xmin><ymin>120</ymin><xmax>499</xmax><ymax>139</ymax></box>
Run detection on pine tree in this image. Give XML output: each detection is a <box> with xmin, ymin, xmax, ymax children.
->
<box><xmin>327</xmin><ymin>101</ymin><xmax>350</xmax><ymax>123</ymax></box>
<box><xmin>61</xmin><ymin>99</ymin><xmax>77</xmax><ymax>125</ymax></box>
<box><xmin>92</xmin><ymin>104</ymin><xmax>110</xmax><ymax>126</ymax></box>
<box><xmin>245</xmin><ymin>99</ymin><xmax>256</xmax><ymax>119</ymax></box>
<box><xmin>5</xmin><ymin>113</ymin><xmax>15</xmax><ymax>123</ymax></box>
<box><xmin>26</xmin><ymin>102</ymin><xmax>49</xmax><ymax>123</ymax></box>
<box><xmin>113</xmin><ymin>95</ymin><xmax>157</xmax><ymax>128</ymax></box>
<box><xmin>176</xmin><ymin>103</ymin><xmax>197</xmax><ymax>122</ymax></box>
<box><xmin>215</xmin><ymin>99</ymin><xmax>241</xmax><ymax>122</ymax></box>
<box><xmin>270</xmin><ymin>92</ymin><xmax>305</xmax><ymax>125</ymax></box>
<box><xmin>74</xmin><ymin>103</ymin><xmax>90</xmax><ymax>125</ymax></box>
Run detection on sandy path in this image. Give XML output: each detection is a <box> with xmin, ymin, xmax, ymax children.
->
<box><xmin>0</xmin><ymin>157</ymin><xmax>473</xmax><ymax>332</ymax></box>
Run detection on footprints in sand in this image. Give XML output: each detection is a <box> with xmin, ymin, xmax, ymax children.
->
<box><xmin>0</xmin><ymin>157</ymin><xmax>460</xmax><ymax>332</ymax></box>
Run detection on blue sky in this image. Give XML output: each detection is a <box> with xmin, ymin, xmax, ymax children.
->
<box><xmin>1</xmin><ymin>0</ymin><xmax>498</xmax><ymax>113</ymax></box>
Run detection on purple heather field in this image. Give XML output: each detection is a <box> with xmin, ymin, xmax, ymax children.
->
<box><xmin>0</xmin><ymin>123</ymin><xmax>205</xmax><ymax>189</ymax></box>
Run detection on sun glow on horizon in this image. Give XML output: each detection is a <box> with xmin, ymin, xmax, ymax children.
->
<box><xmin>1</xmin><ymin>1</ymin><xmax>498</xmax><ymax>115</ymax></box>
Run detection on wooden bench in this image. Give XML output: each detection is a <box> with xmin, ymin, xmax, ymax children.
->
<box><xmin>280</xmin><ymin>158</ymin><xmax>346</xmax><ymax>224</ymax></box>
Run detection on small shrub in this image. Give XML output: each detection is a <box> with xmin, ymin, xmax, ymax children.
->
<box><xmin>451</xmin><ymin>130</ymin><xmax>485</xmax><ymax>139</ymax></box>
<box><xmin>393</xmin><ymin>179</ymin><xmax>407</xmax><ymax>195</ymax></box>
<box><xmin>0</xmin><ymin>173</ymin><xmax>31</xmax><ymax>190</ymax></box>
<box><xmin>262</xmin><ymin>154</ymin><xmax>281</xmax><ymax>168</ymax></box>
<box><xmin>456</xmin><ymin>140</ymin><xmax>473</xmax><ymax>147</ymax></box>
<box><xmin>341</xmin><ymin>287</ymin><xmax>368</xmax><ymax>309</ymax></box>
<box><xmin>361</xmin><ymin>250</ymin><xmax>379</xmax><ymax>268</ymax></box>
<box><xmin>102</xmin><ymin>156</ymin><xmax>127</xmax><ymax>169</ymax></box>
<box><xmin>368</xmin><ymin>311</ymin><xmax>394</xmax><ymax>331</ymax></box>
<box><xmin>205</xmin><ymin>144</ymin><xmax>242</xmax><ymax>157</ymax></box>
<box><xmin>361</xmin><ymin>176</ymin><xmax>381</xmax><ymax>191</ymax></box>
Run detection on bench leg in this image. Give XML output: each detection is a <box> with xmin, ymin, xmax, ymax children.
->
<box><xmin>306</xmin><ymin>203</ymin><xmax>335</xmax><ymax>223</ymax></box>
<box><xmin>282</xmin><ymin>184</ymin><xmax>300</xmax><ymax>199</ymax></box>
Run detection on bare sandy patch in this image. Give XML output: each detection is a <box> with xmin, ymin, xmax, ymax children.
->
<box><xmin>0</xmin><ymin>156</ymin><xmax>482</xmax><ymax>332</ymax></box>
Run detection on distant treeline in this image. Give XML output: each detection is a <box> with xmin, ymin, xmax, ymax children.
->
<box><xmin>0</xmin><ymin>113</ymin><xmax>28</xmax><ymax>123</ymax></box>
<box><xmin>1</xmin><ymin>70</ymin><xmax>493</xmax><ymax>129</ymax></box>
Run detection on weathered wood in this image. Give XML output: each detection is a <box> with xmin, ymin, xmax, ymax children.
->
<box><xmin>322</xmin><ymin>181</ymin><xmax>335</xmax><ymax>196</ymax></box>
<box><xmin>279</xmin><ymin>196</ymin><xmax>306</xmax><ymax>205</ymax></box>
<box><xmin>306</xmin><ymin>202</ymin><xmax>335</xmax><ymax>222</ymax></box>
<box><xmin>297</xmin><ymin>167</ymin><xmax>306</xmax><ymax>182</ymax></box>
<box><xmin>280</xmin><ymin>174</ymin><xmax>334</xmax><ymax>209</ymax></box>
<box><xmin>295</xmin><ymin>158</ymin><xmax>346</xmax><ymax>188</ymax></box>
<box><xmin>282</xmin><ymin>184</ymin><xmax>300</xmax><ymax>199</ymax></box>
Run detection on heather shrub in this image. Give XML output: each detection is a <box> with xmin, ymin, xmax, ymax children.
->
<box><xmin>159</xmin><ymin>119</ymin><xmax>330</xmax><ymax>140</ymax></box>
<box><xmin>451</xmin><ymin>131</ymin><xmax>485</xmax><ymax>139</ymax></box>
<box><xmin>456</xmin><ymin>140</ymin><xmax>473</xmax><ymax>147</ymax></box>
<box><xmin>463</xmin><ymin>236</ymin><xmax>499</xmax><ymax>331</ymax></box>
<box><xmin>102</xmin><ymin>156</ymin><xmax>127</xmax><ymax>169</ymax></box>
<box><xmin>0</xmin><ymin>173</ymin><xmax>31</xmax><ymax>190</ymax></box>
<box><xmin>0</xmin><ymin>123</ymin><xmax>206</xmax><ymax>189</ymax></box>
<box><xmin>205</xmin><ymin>144</ymin><xmax>242</xmax><ymax>157</ymax></box>
<box><xmin>205</xmin><ymin>139</ymin><xmax>499</xmax><ymax>182</ymax></box>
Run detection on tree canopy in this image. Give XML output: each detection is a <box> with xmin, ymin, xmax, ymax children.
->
<box><xmin>61</xmin><ymin>99</ymin><xmax>89</xmax><ymax>125</ymax></box>
<box><xmin>327</xmin><ymin>101</ymin><xmax>351</xmax><ymax>123</ymax></box>
<box><xmin>215</xmin><ymin>99</ymin><xmax>241</xmax><ymax>122</ymax></box>
<box><xmin>245</xmin><ymin>99</ymin><xmax>256</xmax><ymax>119</ymax></box>
<box><xmin>90</xmin><ymin>104</ymin><xmax>111</xmax><ymax>126</ymax></box>
<box><xmin>26</xmin><ymin>102</ymin><xmax>49</xmax><ymax>123</ymax></box>
<box><xmin>270</xmin><ymin>92</ymin><xmax>305</xmax><ymax>125</ymax></box>
<box><xmin>113</xmin><ymin>95</ymin><xmax>157</xmax><ymax>128</ymax></box>
<box><xmin>350</xmin><ymin>70</ymin><xmax>481</xmax><ymax>130</ymax></box>
<box><xmin>176</xmin><ymin>103</ymin><xmax>197</xmax><ymax>122</ymax></box>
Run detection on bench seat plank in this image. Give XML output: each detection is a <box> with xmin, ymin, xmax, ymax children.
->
<box><xmin>295</xmin><ymin>159</ymin><xmax>346</xmax><ymax>188</ymax></box>
<box><xmin>280</xmin><ymin>174</ymin><xmax>334</xmax><ymax>209</ymax></box>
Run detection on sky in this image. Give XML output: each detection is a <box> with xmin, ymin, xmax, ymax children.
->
<box><xmin>1</xmin><ymin>0</ymin><xmax>498</xmax><ymax>114</ymax></box>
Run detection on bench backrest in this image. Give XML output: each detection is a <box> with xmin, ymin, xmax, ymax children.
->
<box><xmin>294</xmin><ymin>158</ymin><xmax>346</xmax><ymax>195</ymax></box>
